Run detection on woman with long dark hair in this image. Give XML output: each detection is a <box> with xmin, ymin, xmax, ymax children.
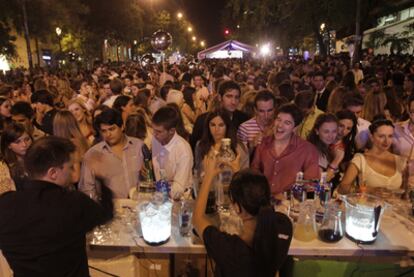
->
<box><xmin>113</xmin><ymin>95</ymin><xmax>135</xmax><ymax>125</ymax></box>
<box><xmin>193</xmin><ymin>164</ymin><xmax>293</xmax><ymax>277</ymax></box>
<box><xmin>195</xmin><ymin>109</ymin><xmax>248</xmax><ymax>175</ymax></box>
<box><xmin>335</xmin><ymin>110</ymin><xmax>358</xmax><ymax>170</ymax></box>
<box><xmin>1</xmin><ymin>123</ymin><xmax>32</xmax><ymax>190</ymax></box>
<box><xmin>181</xmin><ymin>86</ymin><xmax>198</xmax><ymax>124</ymax></box>
<box><xmin>308</xmin><ymin>113</ymin><xmax>343</xmax><ymax>182</ymax></box>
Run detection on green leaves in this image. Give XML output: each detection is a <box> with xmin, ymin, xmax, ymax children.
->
<box><xmin>0</xmin><ymin>22</ymin><xmax>16</xmax><ymax>58</ymax></box>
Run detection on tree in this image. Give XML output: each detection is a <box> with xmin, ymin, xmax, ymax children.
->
<box><xmin>223</xmin><ymin>0</ymin><xmax>395</xmax><ymax>57</ymax></box>
<box><xmin>364</xmin><ymin>29</ymin><xmax>386</xmax><ymax>49</ymax></box>
<box><xmin>0</xmin><ymin>21</ymin><xmax>17</xmax><ymax>58</ymax></box>
<box><xmin>0</xmin><ymin>0</ymin><xmax>87</xmax><ymax>68</ymax></box>
<box><xmin>81</xmin><ymin>0</ymin><xmax>144</xmax><ymax>62</ymax></box>
<box><xmin>382</xmin><ymin>34</ymin><xmax>411</xmax><ymax>55</ymax></box>
<box><xmin>224</xmin><ymin>0</ymin><xmax>354</xmax><ymax>56</ymax></box>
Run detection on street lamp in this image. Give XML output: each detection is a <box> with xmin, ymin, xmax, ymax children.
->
<box><xmin>200</xmin><ymin>41</ymin><xmax>205</xmax><ymax>47</ymax></box>
<box><xmin>177</xmin><ymin>12</ymin><xmax>183</xmax><ymax>19</ymax></box>
<box><xmin>187</xmin><ymin>26</ymin><xmax>192</xmax><ymax>33</ymax></box>
<box><xmin>260</xmin><ymin>43</ymin><xmax>271</xmax><ymax>57</ymax></box>
<box><xmin>55</xmin><ymin>27</ymin><xmax>62</xmax><ymax>52</ymax></box>
<box><xmin>192</xmin><ymin>36</ymin><xmax>196</xmax><ymax>41</ymax></box>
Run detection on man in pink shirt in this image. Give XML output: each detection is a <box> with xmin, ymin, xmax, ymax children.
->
<box><xmin>252</xmin><ymin>104</ymin><xmax>320</xmax><ymax>196</ymax></box>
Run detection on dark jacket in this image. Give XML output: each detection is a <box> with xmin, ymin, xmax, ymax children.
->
<box><xmin>0</xmin><ymin>180</ymin><xmax>113</xmax><ymax>277</ymax></box>
<box><xmin>41</xmin><ymin>108</ymin><xmax>57</xmax><ymax>135</ymax></box>
<box><xmin>315</xmin><ymin>88</ymin><xmax>331</xmax><ymax>112</ymax></box>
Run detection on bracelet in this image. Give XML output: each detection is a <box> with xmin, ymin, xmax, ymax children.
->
<box><xmin>328</xmin><ymin>164</ymin><xmax>339</xmax><ymax>172</ymax></box>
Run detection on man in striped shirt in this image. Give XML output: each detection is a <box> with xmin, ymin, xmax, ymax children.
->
<box><xmin>237</xmin><ymin>90</ymin><xmax>276</xmax><ymax>153</ymax></box>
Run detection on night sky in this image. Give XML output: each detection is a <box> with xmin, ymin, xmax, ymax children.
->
<box><xmin>158</xmin><ymin>0</ymin><xmax>226</xmax><ymax>47</ymax></box>
<box><xmin>181</xmin><ymin>0</ymin><xmax>226</xmax><ymax>46</ymax></box>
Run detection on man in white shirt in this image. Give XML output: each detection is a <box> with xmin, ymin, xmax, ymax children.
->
<box><xmin>103</xmin><ymin>78</ymin><xmax>123</xmax><ymax>108</ymax></box>
<box><xmin>237</xmin><ymin>90</ymin><xmax>275</xmax><ymax>152</ymax></box>
<box><xmin>147</xmin><ymin>83</ymin><xmax>166</xmax><ymax>114</ymax></box>
<box><xmin>151</xmin><ymin>106</ymin><xmax>193</xmax><ymax>199</ymax></box>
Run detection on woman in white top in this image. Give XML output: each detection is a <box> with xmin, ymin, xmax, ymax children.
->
<box><xmin>338</xmin><ymin>119</ymin><xmax>406</xmax><ymax>194</ymax></box>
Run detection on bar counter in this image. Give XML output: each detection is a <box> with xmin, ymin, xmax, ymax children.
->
<box><xmin>88</xmin><ymin>198</ymin><xmax>414</xmax><ymax>258</ymax></box>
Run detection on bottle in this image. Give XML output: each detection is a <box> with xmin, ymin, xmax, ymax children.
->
<box><xmin>315</xmin><ymin>172</ymin><xmax>331</xmax><ymax>222</ymax></box>
<box><xmin>318</xmin><ymin>172</ymin><xmax>331</xmax><ymax>205</ymax></box>
<box><xmin>216</xmin><ymin>138</ymin><xmax>236</xmax><ymax>211</ymax></box>
<box><xmin>155</xmin><ymin>150</ymin><xmax>170</xmax><ymax>201</ymax></box>
<box><xmin>192</xmin><ymin>169</ymin><xmax>200</xmax><ymax>198</ymax></box>
<box><xmin>290</xmin><ymin>171</ymin><xmax>305</xmax><ymax>217</ymax></box>
<box><xmin>140</xmin><ymin>145</ymin><xmax>155</xmax><ymax>193</ymax></box>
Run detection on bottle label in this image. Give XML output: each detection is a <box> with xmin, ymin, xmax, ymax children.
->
<box><xmin>155</xmin><ymin>179</ymin><xmax>170</xmax><ymax>200</ymax></box>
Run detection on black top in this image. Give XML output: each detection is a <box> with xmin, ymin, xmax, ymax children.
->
<box><xmin>190</xmin><ymin>110</ymin><xmax>249</xmax><ymax>151</ymax></box>
<box><xmin>315</xmin><ymin>88</ymin><xmax>331</xmax><ymax>112</ymax></box>
<box><xmin>203</xmin><ymin>226</ymin><xmax>255</xmax><ymax>277</ymax></box>
<box><xmin>202</xmin><ymin>211</ymin><xmax>293</xmax><ymax>277</ymax></box>
<box><xmin>41</xmin><ymin>108</ymin><xmax>57</xmax><ymax>135</ymax></box>
<box><xmin>0</xmin><ymin>180</ymin><xmax>113</xmax><ymax>277</ymax></box>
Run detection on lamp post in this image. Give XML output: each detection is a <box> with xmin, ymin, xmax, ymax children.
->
<box><xmin>187</xmin><ymin>26</ymin><xmax>193</xmax><ymax>54</ymax></box>
<box><xmin>55</xmin><ymin>27</ymin><xmax>62</xmax><ymax>52</ymax></box>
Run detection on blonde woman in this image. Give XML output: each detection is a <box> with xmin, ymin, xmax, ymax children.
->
<box><xmin>327</xmin><ymin>86</ymin><xmax>348</xmax><ymax>114</ymax></box>
<box><xmin>362</xmin><ymin>90</ymin><xmax>387</xmax><ymax>122</ymax></box>
<box><xmin>56</xmin><ymin>78</ymin><xmax>75</xmax><ymax>107</ymax></box>
<box><xmin>53</xmin><ymin>110</ymin><xmax>90</xmax><ymax>184</ymax></box>
<box><xmin>68</xmin><ymin>98</ymin><xmax>95</xmax><ymax>144</ymax></box>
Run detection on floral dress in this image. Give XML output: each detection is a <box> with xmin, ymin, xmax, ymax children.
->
<box><xmin>0</xmin><ymin>161</ymin><xmax>15</xmax><ymax>195</ymax></box>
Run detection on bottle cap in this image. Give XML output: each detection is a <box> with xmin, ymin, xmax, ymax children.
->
<box><xmin>221</xmin><ymin>138</ymin><xmax>231</xmax><ymax>146</ymax></box>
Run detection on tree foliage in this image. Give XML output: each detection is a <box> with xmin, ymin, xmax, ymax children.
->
<box><xmin>223</xmin><ymin>0</ymin><xmax>396</xmax><ymax>55</ymax></box>
<box><xmin>0</xmin><ymin>22</ymin><xmax>16</xmax><ymax>58</ymax></box>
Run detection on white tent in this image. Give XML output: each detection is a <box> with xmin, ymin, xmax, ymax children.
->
<box><xmin>197</xmin><ymin>40</ymin><xmax>256</xmax><ymax>60</ymax></box>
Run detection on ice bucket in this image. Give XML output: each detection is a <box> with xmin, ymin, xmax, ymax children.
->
<box><xmin>341</xmin><ymin>193</ymin><xmax>388</xmax><ymax>244</ymax></box>
<box><xmin>138</xmin><ymin>200</ymin><xmax>172</xmax><ymax>246</ymax></box>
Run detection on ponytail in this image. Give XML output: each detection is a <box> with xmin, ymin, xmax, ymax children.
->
<box><xmin>253</xmin><ymin>207</ymin><xmax>293</xmax><ymax>277</ymax></box>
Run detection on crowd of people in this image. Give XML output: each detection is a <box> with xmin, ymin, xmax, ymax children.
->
<box><xmin>0</xmin><ymin>53</ymin><xmax>413</xmax><ymax>275</ymax></box>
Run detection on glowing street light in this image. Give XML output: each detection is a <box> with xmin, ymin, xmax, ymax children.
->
<box><xmin>55</xmin><ymin>27</ymin><xmax>62</xmax><ymax>52</ymax></box>
<box><xmin>200</xmin><ymin>41</ymin><xmax>205</xmax><ymax>47</ymax></box>
<box><xmin>260</xmin><ymin>43</ymin><xmax>271</xmax><ymax>57</ymax></box>
<box><xmin>192</xmin><ymin>36</ymin><xmax>196</xmax><ymax>41</ymax></box>
<box><xmin>177</xmin><ymin>12</ymin><xmax>183</xmax><ymax>19</ymax></box>
<box><xmin>320</xmin><ymin>23</ymin><xmax>326</xmax><ymax>31</ymax></box>
<box><xmin>187</xmin><ymin>26</ymin><xmax>193</xmax><ymax>32</ymax></box>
